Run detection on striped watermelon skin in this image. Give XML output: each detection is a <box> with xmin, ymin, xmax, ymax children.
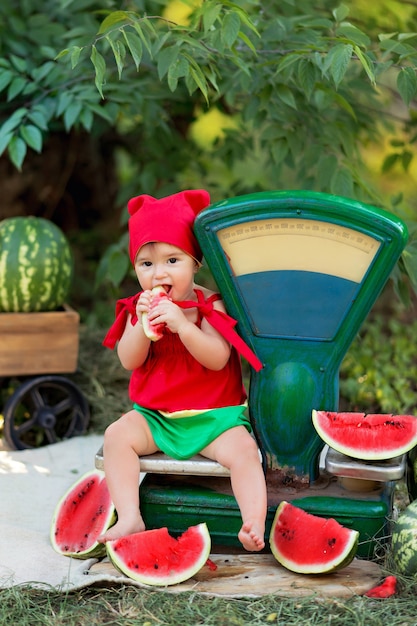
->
<box><xmin>0</xmin><ymin>216</ymin><xmax>73</xmax><ymax>312</ymax></box>
<box><xmin>391</xmin><ymin>500</ymin><xmax>417</xmax><ymax>576</ymax></box>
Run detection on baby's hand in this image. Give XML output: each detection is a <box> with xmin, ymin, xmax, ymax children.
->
<box><xmin>136</xmin><ymin>290</ymin><xmax>152</xmax><ymax>317</ymax></box>
<box><xmin>147</xmin><ymin>298</ymin><xmax>188</xmax><ymax>335</ymax></box>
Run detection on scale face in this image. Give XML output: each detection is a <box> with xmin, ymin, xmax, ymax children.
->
<box><xmin>218</xmin><ymin>217</ymin><xmax>380</xmax><ymax>340</ymax></box>
<box><xmin>195</xmin><ymin>191</ymin><xmax>408</xmax><ymax>482</ymax></box>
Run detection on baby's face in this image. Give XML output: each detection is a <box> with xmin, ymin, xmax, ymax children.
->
<box><xmin>135</xmin><ymin>242</ymin><xmax>198</xmax><ymax>300</ymax></box>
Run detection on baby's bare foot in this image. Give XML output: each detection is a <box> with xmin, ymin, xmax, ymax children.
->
<box><xmin>238</xmin><ymin>521</ymin><xmax>265</xmax><ymax>552</ymax></box>
<box><xmin>98</xmin><ymin>516</ymin><xmax>145</xmax><ymax>543</ymax></box>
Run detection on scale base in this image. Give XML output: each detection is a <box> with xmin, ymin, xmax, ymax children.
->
<box><xmin>140</xmin><ymin>472</ymin><xmax>395</xmax><ymax>559</ymax></box>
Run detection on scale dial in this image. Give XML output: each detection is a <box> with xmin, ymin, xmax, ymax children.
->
<box><xmin>218</xmin><ymin>218</ymin><xmax>380</xmax><ymax>283</ymax></box>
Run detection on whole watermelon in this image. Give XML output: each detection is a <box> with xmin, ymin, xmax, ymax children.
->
<box><xmin>391</xmin><ymin>499</ymin><xmax>417</xmax><ymax>576</ymax></box>
<box><xmin>0</xmin><ymin>216</ymin><xmax>73</xmax><ymax>312</ymax></box>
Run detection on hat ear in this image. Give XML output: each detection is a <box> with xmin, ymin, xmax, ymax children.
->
<box><xmin>127</xmin><ymin>194</ymin><xmax>154</xmax><ymax>217</ymax></box>
<box><xmin>182</xmin><ymin>189</ymin><xmax>211</xmax><ymax>216</ymax></box>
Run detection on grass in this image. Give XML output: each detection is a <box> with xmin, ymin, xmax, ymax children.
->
<box><xmin>2</xmin><ymin>322</ymin><xmax>417</xmax><ymax>625</ymax></box>
<box><xmin>1</xmin><ymin>580</ymin><xmax>417</xmax><ymax>625</ymax></box>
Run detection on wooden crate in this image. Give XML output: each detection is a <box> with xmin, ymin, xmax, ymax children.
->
<box><xmin>0</xmin><ymin>304</ymin><xmax>79</xmax><ymax>376</ymax></box>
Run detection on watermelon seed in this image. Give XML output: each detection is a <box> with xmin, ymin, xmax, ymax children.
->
<box><xmin>328</xmin><ymin>538</ymin><xmax>336</xmax><ymax>548</ymax></box>
<box><xmin>154</xmin><ymin>563</ymin><xmax>159</xmax><ymax>569</ymax></box>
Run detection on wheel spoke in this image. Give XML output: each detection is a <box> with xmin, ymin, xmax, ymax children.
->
<box><xmin>52</xmin><ymin>395</ymin><xmax>74</xmax><ymax>416</ymax></box>
<box><xmin>13</xmin><ymin>415</ymin><xmax>38</xmax><ymax>435</ymax></box>
<box><xmin>44</xmin><ymin>427</ymin><xmax>58</xmax><ymax>444</ymax></box>
<box><xmin>29</xmin><ymin>387</ymin><xmax>46</xmax><ymax>410</ymax></box>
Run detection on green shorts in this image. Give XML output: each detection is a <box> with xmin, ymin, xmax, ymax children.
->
<box><xmin>133</xmin><ymin>403</ymin><xmax>251</xmax><ymax>460</ymax></box>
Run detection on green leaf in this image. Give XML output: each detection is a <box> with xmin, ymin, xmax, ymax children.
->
<box><xmin>202</xmin><ymin>2</ymin><xmax>222</xmax><ymax>31</ymax></box>
<box><xmin>397</xmin><ymin>67</ymin><xmax>417</xmax><ymax>107</ymax></box>
<box><xmin>187</xmin><ymin>65</ymin><xmax>208</xmax><ymax>102</ymax></box>
<box><xmin>167</xmin><ymin>56</ymin><xmax>189</xmax><ymax>91</ymax></box>
<box><xmin>0</xmin><ymin>132</ymin><xmax>13</xmax><ymax>157</ymax></box>
<box><xmin>27</xmin><ymin>109</ymin><xmax>48</xmax><ymax>131</ymax></box>
<box><xmin>7</xmin><ymin>76</ymin><xmax>27</xmax><ymax>101</ymax></box>
<box><xmin>106</xmin><ymin>35</ymin><xmax>126</xmax><ymax>79</ymax></box>
<box><xmin>79</xmin><ymin>107</ymin><xmax>94</xmax><ymax>132</ymax></box>
<box><xmin>333</xmin><ymin>4</ymin><xmax>350</xmax><ymax>23</ymax></box>
<box><xmin>70</xmin><ymin>46</ymin><xmax>83</xmax><ymax>69</ymax></box>
<box><xmin>330</xmin><ymin>166</ymin><xmax>354</xmax><ymax>197</ymax></box>
<box><xmin>270</xmin><ymin>138</ymin><xmax>288</xmax><ymax>165</ymax></box>
<box><xmin>237</xmin><ymin>30</ymin><xmax>257</xmax><ymax>55</ymax></box>
<box><xmin>222</xmin><ymin>11</ymin><xmax>240</xmax><ymax>48</ymax></box>
<box><xmin>10</xmin><ymin>54</ymin><xmax>27</xmax><ymax>73</ymax></box>
<box><xmin>57</xmin><ymin>91</ymin><xmax>74</xmax><ymax>117</ymax></box>
<box><xmin>157</xmin><ymin>45</ymin><xmax>180</xmax><ymax>81</ymax></box>
<box><xmin>382</xmin><ymin>152</ymin><xmax>399</xmax><ymax>173</ymax></box>
<box><xmin>90</xmin><ymin>45</ymin><xmax>106</xmax><ymax>98</ymax></box>
<box><xmin>63</xmin><ymin>100</ymin><xmax>82</xmax><ymax>131</ymax></box>
<box><xmin>132</xmin><ymin>21</ymin><xmax>153</xmax><ymax>57</ymax></box>
<box><xmin>0</xmin><ymin>69</ymin><xmax>13</xmax><ymax>94</ymax></box>
<box><xmin>20</xmin><ymin>124</ymin><xmax>42</xmax><ymax>152</ymax></box>
<box><xmin>297</xmin><ymin>60</ymin><xmax>318</xmax><ymax>100</ymax></box>
<box><xmin>402</xmin><ymin>150</ymin><xmax>413</xmax><ymax>171</ymax></box>
<box><xmin>8</xmin><ymin>136</ymin><xmax>27</xmax><ymax>171</ymax></box>
<box><xmin>0</xmin><ymin>108</ymin><xmax>27</xmax><ymax>137</ymax></box>
<box><xmin>95</xmin><ymin>245</ymin><xmax>129</xmax><ymax>288</ymax></box>
<box><xmin>98</xmin><ymin>11</ymin><xmax>131</xmax><ymax>35</ymax></box>
<box><xmin>122</xmin><ymin>30</ymin><xmax>142</xmax><ymax>70</ymax></box>
<box><xmin>276</xmin><ymin>84</ymin><xmax>297</xmax><ymax>109</ymax></box>
<box><xmin>31</xmin><ymin>61</ymin><xmax>57</xmax><ymax>83</ymax></box>
<box><xmin>183</xmin><ymin>54</ymin><xmax>208</xmax><ymax>104</ymax></box>
<box><xmin>326</xmin><ymin>44</ymin><xmax>353</xmax><ymax>87</ymax></box>
<box><xmin>354</xmin><ymin>46</ymin><xmax>376</xmax><ymax>85</ymax></box>
<box><xmin>336</xmin><ymin>24</ymin><xmax>371</xmax><ymax>48</ymax></box>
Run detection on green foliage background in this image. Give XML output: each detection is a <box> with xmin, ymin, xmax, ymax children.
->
<box><xmin>1</xmin><ymin>0</ymin><xmax>417</xmax><ymax>314</ymax></box>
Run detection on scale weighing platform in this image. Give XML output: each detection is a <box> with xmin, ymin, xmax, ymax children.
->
<box><xmin>132</xmin><ymin>191</ymin><xmax>409</xmax><ymax>557</ymax></box>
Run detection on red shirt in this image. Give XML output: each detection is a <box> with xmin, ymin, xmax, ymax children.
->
<box><xmin>103</xmin><ymin>289</ymin><xmax>262</xmax><ymax>411</ymax></box>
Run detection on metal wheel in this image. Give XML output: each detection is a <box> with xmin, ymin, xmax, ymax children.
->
<box><xmin>3</xmin><ymin>375</ymin><xmax>90</xmax><ymax>450</ymax></box>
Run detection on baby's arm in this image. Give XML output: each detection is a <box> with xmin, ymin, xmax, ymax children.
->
<box><xmin>178</xmin><ymin>310</ymin><xmax>231</xmax><ymax>370</ymax></box>
<box><xmin>117</xmin><ymin>292</ymin><xmax>152</xmax><ymax>369</ymax></box>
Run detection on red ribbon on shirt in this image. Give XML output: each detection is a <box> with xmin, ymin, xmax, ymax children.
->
<box><xmin>103</xmin><ymin>290</ymin><xmax>263</xmax><ymax>372</ymax></box>
<box><xmin>177</xmin><ymin>290</ymin><xmax>263</xmax><ymax>372</ymax></box>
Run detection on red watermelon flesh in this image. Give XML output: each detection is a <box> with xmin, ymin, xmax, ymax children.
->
<box><xmin>270</xmin><ymin>501</ymin><xmax>358</xmax><ymax>574</ymax></box>
<box><xmin>312</xmin><ymin>410</ymin><xmax>417</xmax><ymax>460</ymax></box>
<box><xmin>106</xmin><ymin>523</ymin><xmax>211</xmax><ymax>586</ymax></box>
<box><xmin>50</xmin><ymin>470</ymin><xmax>116</xmax><ymax>558</ymax></box>
<box><xmin>142</xmin><ymin>285</ymin><xmax>168</xmax><ymax>341</ymax></box>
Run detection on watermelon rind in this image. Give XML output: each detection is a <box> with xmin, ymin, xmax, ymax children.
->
<box><xmin>269</xmin><ymin>501</ymin><xmax>359</xmax><ymax>574</ymax></box>
<box><xmin>0</xmin><ymin>216</ymin><xmax>73</xmax><ymax>312</ymax></box>
<box><xmin>50</xmin><ymin>470</ymin><xmax>116</xmax><ymax>559</ymax></box>
<box><xmin>312</xmin><ymin>409</ymin><xmax>417</xmax><ymax>461</ymax></box>
<box><xmin>391</xmin><ymin>500</ymin><xmax>417</xmax><ymax>576</ymax></box>
<box><xmin>106</xmin><ymin>523</ymin><xmax>211</xmax><ymax>586</ymax></box>
<box><xmin>142</xmin><ymin>285</ymin><xmax>167</xmax><ymax>341</ymax></box>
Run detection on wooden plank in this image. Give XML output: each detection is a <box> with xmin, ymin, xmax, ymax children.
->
<box><xmin>89</xmin><ymin>553</ymin><xmax>382</xmax><ymax>598</ymax></box>
<box><xmin>0</xmin><ymin>304</ymin><xmax>79</xmax><ymax>375</ymax></box>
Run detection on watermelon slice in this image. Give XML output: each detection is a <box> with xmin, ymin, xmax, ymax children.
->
<box><xmin>106</xmin><ymin>523</ymin><xmax>211</xmax><ymax>586</ymax></box>
<box><xmin>270</xmin><ymin>501</ymin><xmax>358</xmax><ymax>574</ymax></box>
<box><xmin>50</xmin><ymin>470</ymin><xmax>116</xmax><ymax>559</ymax></box>
<box><xmin>142</xmin><ymin>285</ymin><xmax>168</xmax><ymax>341</ymax></box>
<box><xmin>312</xmin><ymin>410</ymin><xmax>417</xmax><ymax>461</ymax></box>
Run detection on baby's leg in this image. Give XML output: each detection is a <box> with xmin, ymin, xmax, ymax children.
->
<box><xmin>99</xmin><ymin>409</ymin><xmax>158</xmax><ymax>542</ymax></box>
<box><xmin>201</xmin><ymin>427</ymin><xmax>267</xmax><ymax>551</ymax></box>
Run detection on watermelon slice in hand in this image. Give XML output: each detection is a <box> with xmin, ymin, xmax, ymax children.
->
<box><xmin>106</xmin><ymin>523</ymin><xmax>211</xmax><ymax>586</ymax></box>
<box><xmin>312</xmin><ymin>410</ymin><xmax>417</xmax><ymax>461</ymax></box>
<box><xmin>142</xmin><ymin>285</ymin><xmax>168</xmax><ymax>341</ymax></box>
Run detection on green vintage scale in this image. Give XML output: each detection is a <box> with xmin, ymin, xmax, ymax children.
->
<box><xmin>108</xmin><ymin>191</ymin><xmax>409</xmax><ymax>557</ymax></box>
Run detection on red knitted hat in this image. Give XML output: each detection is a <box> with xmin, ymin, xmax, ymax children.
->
<box><xmin>127</xmin><ymin>189</ymin><xmax>210</xmax><ymax>264</ymax></box>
